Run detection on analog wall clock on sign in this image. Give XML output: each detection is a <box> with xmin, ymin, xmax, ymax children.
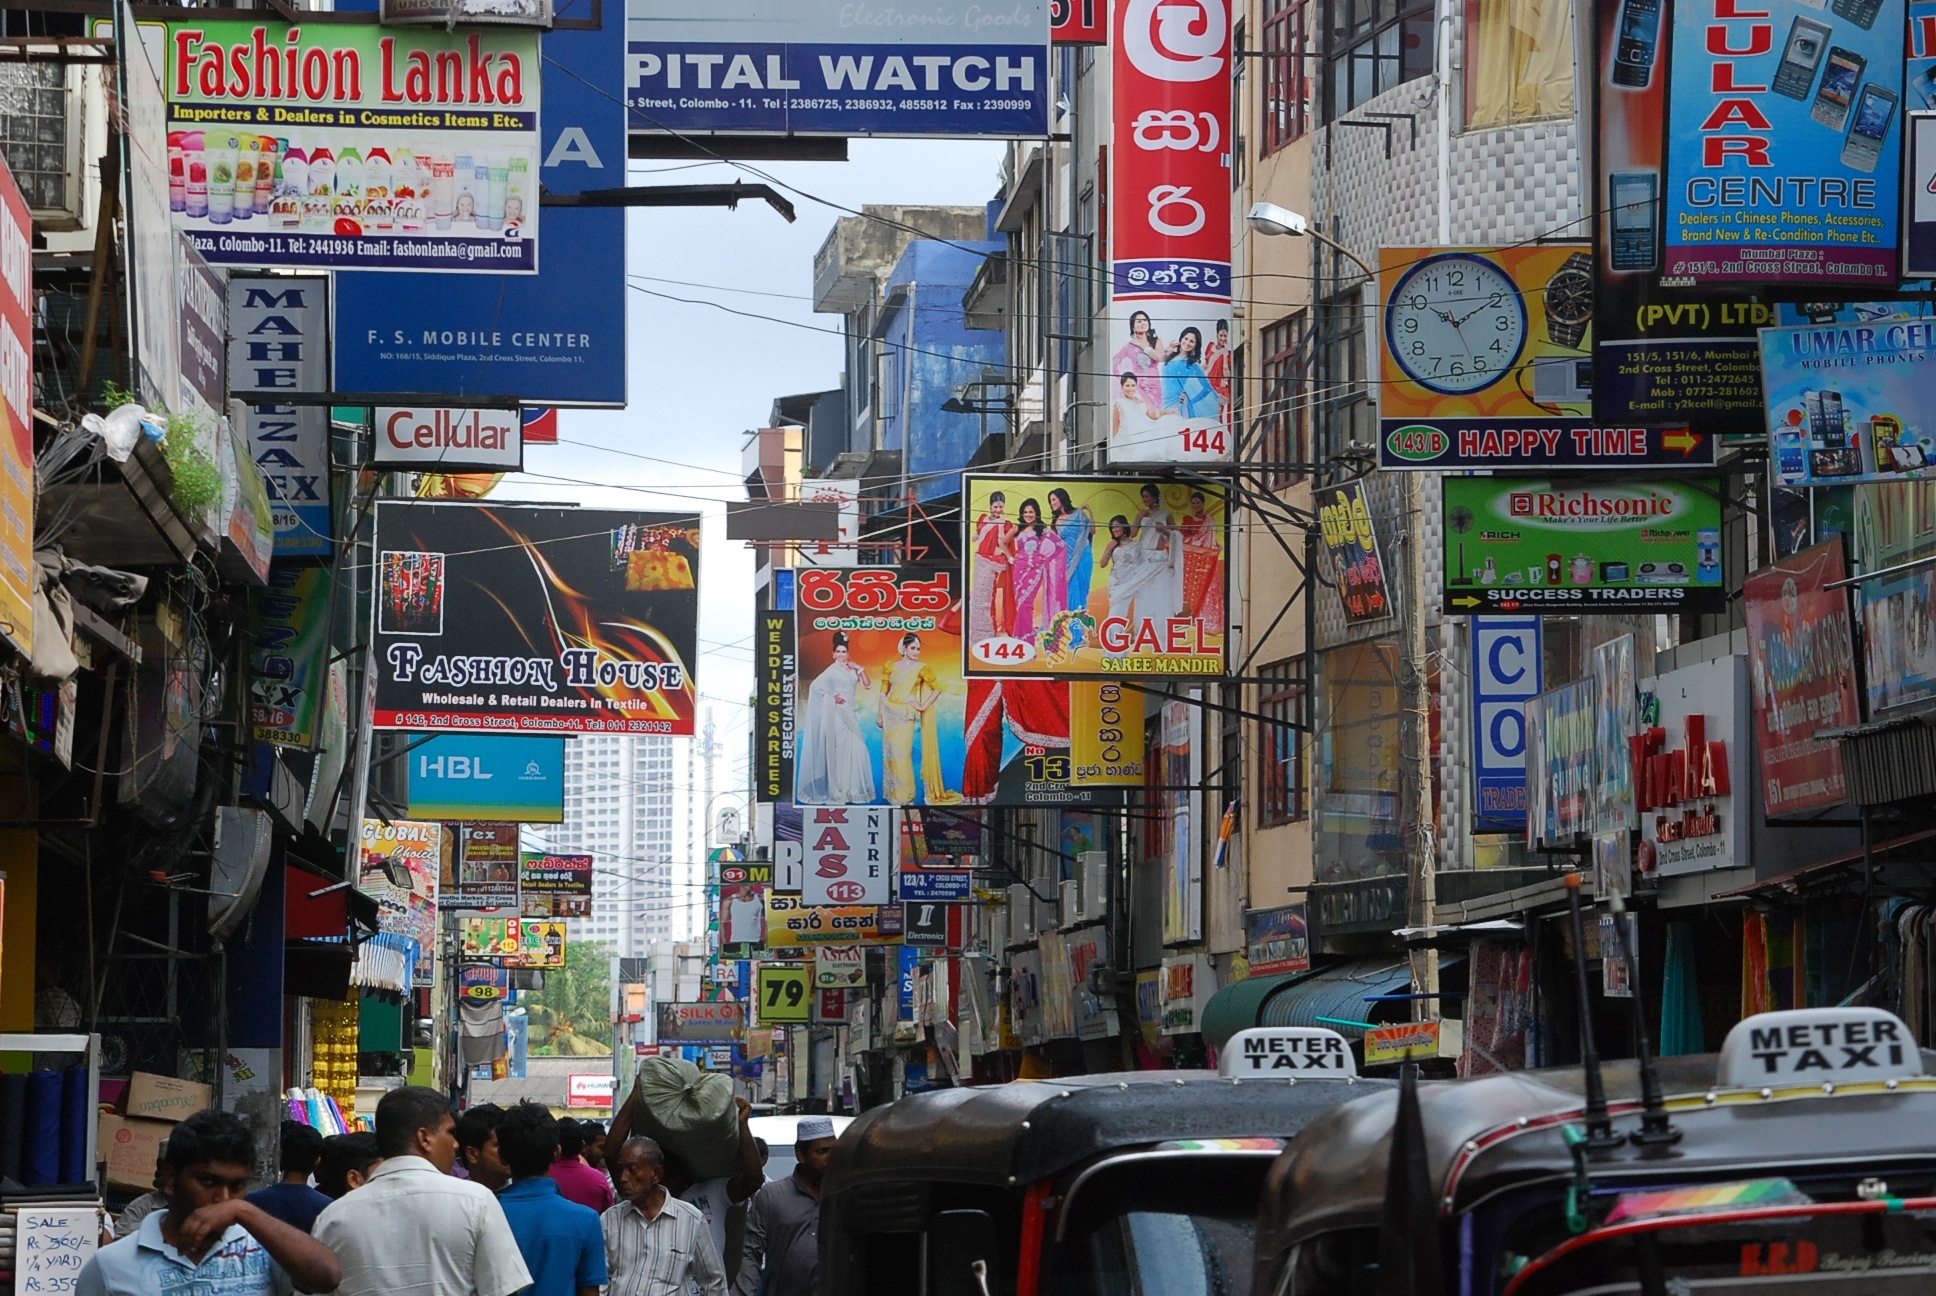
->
<box><xmin>1384</xmin><ymin>252</ymin><xmax>1528</xmax><ymax>395</ymax></box>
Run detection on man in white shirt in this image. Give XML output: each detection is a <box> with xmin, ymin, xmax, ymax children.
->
<box><xmin>602</xmin><ymin>1138</ymin><xmax>725</xmax><ymax>1296</ymax></box>
<box><xmin>670</xmin><ymin>1097</ymin><xmax>765</xmax><ymax>1286</ymax></box>
<box><xmin>313</xmin><ymin>1086</ymin><xmax>533</xmax><ymax>1296</ymax></box>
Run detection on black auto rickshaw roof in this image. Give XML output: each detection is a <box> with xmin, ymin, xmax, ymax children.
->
<box><xmin>826</xmin><ymin>1069</ymin><xmax>1392</xmax><ymax>1194</ymax></box>
<box><xmin>1255</xmin><ymin>1050</ymin><xmax>1936</xmax><ymax>1260</ymax></box>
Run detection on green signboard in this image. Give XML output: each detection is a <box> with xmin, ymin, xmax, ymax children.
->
<box><xmin>1442</xmin><ymin>478</ymin><xmax>1725</xmax><ymax>615</ymax></box>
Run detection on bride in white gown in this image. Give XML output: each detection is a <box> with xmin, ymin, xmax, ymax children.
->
<box><xmin>795</xmin><ymin>630</ymin><xmax>878</xmax><ymax>804</ymax></box>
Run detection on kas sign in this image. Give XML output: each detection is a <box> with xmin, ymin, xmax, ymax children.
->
<box><xmin>1472</xmin><ymin>618</ymin><xmax>1541</xmax><ymax>834</ymax></box>
<box><xmin>804</xmin><ymin>805</ymin><xmax>894</xmax><ymax>907</ymax></box>
<box><xmin>405</xmin><ymin>733</ymin><xmax>566</xmax><ymax>822</ymax></box>
<box><xmin>374</xmin><ymin>406</ymin><xmax>523</xmax><ymax>472</ymax></box>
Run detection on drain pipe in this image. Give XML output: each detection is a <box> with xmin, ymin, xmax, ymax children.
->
<box><xmin>1436</xmin><ymin>2</ymin><xmax>1455</xmax><ymax>243</ymax></box>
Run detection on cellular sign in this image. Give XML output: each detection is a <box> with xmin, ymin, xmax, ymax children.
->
<box><xmin>804</xmin><ymin>804</ymin><xmax>896</xmax><ymax>907</ymax></box>
<box><xmin>1107</xmin><ymin>0</ymin><xmax>1233</xmax><ymax>466</ymax></box>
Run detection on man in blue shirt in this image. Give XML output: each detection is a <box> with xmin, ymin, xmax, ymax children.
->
<box><xmin>246</xmin><ymin>1121</ymin><xmax>332</xmax><ymax>1231</ymax></box>
<box><xmin>493</xmin><ymin>1101</ymin><xmax>608</xmax><ymax>1296</ymax></box>
<box><xmin>79</xmin><ymin>1110</ymin><xmax>341</xmax><ymax>1296</ymax></box>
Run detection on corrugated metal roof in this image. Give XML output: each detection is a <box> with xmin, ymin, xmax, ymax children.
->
<box><xmin>1257</xmin><ymin>960</ymin><xmax>1415</xmax><ymax>1034</ymax></box>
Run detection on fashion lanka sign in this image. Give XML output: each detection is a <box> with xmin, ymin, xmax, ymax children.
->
<box><xmin>371</xmin><ymin>502</ymin><xmax>700</xmax><ymax>735</ymax></box>
<box><xmin>155</xmin><ymin>18</ymin><xmax>541</xmax><ymax>272</ymax></box>
<box><xmin>962</xmin><ymin>475</ymin><xmax>1227</xmax><ymax>677</ymax></box>
<box><xmin>1442</xmin><ymin>477</ymin><xmax>1727</xmax><ymax>614</ymax></box>
<box><xmin>1744</xmin><ymin>541</ymin><xmax>1858</xmax><ymax>815</ymax></box>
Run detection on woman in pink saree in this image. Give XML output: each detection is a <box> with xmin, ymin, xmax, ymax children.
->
<box><xmin>1009</xmin><ymin>498</ymin><xmax>1067</xmax><ymax>642</ymax></box>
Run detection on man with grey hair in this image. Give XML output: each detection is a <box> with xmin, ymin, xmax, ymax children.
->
<box><xmin>602</xmin><ymin>1137</ymin><xmax>724</xmax><ymax>1296</ymax></box>
<box><xmin>734</xmin><ymin>1116</ymin><xmax>839</xmax><ymax>1296</ymax></box>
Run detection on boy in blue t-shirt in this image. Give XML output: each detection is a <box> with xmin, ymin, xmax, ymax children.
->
<box><xmin>493</xmin><ymin>1102</ymin><xmax>608</xmax><ymax>1296</ymax></box>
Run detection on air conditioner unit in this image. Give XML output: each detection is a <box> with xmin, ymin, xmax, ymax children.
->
<box><xmin>1058</xmin><ymin>879</ymin><xmax>1079</xmax><ymax>929</ymax></box>
<box><xmin>207</xmin><ymin>807</ymin><xmax>273</xmax><ymax>939</ymax></box>
<box><xmin>985</xmin><ymin>902</ymin><xmax>1007</xmax><ymax>955</ymax></box>
<box><xmin>1077</xmin><ymin>852</ymin><xmax>1109</xmax><ymax>922</ymax></box>
<box><xmin>1006</xmin><ymin>884</ymin><xmax>1033</xmax><ymax>939</ymax></box>
<box><xmin>0</xmin><ymin>54</ymin><xmax>100</xmax><ymax>238</ymax></box>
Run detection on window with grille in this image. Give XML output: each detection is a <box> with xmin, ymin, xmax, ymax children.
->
<box><xmin>1258</xmin><ymin>659</ymin><xmax>1307</xmax><ymax>824</ymax></box>
<box><xmin>1325</xmin><ymin>0</ymin><xmax>1434</xmax><ymax>119</ymax></box>
<box><xmin>1044</xmin><ymin>229</ymin><xmax>1093</xmax><ymax>379</ymax></box>
<box><xmin>1262</xmin><ymin>0</ymin><xmax>1316</xmax><ymax>152</ymax></box>
<box><xmin>0</xmin><ymin>63</ymin><xmax>75</xmax><ymax>216</ymax></box>
<box><xmin>1258</xmin><ymin>313</ymin><xmax>1309</xmax><ymax>486</ymax></box>
<box><xmin>1316</xmin><ymin>289</ymin><xmax>1373</xmax><ymax>461</ymax></box>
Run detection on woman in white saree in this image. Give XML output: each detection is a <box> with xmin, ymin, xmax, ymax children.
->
<box><xmin>795</xmin><ymin>630</ymin><xmax>878</xmax><ymax>804</ymax></box>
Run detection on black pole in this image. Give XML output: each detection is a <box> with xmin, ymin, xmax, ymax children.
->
<box><xmin>1608</xmin><ymin>897</ymin><xmax>1680</xmax><ymax>1151</ymax></box>
<box><xmin>1565</xmin><ymin>872</ymin><xmax>1621</xmax><ymax>1151</ymax></box>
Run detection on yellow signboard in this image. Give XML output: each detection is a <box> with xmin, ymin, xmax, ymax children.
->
<box><xmin>1362</xmin><ymin>1020</ymin><xmax>1440</xmax><ymax>1066</ymax></box>
<box><xmin>764</xmin><ymin>894</ymin><xmax>902</xmax><ymax>948</ymax></box>
<box><xmin>1069</xmin><ymin>682</ymin><xmax>1146</xmax><ymax>785</ymax></box>
<box><xmin>757</xmin><ymin>965</ymin><xmax>812</xmax><ymax>1025</ymax></box>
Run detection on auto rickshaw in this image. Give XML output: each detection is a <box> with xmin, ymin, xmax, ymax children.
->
<box><xmin>820</xmin><ymin>1027</ymin><xmax>1387</xmax><ymax>1296</ymax></box>
<box><xmin>1253</xmin><ymin>1004</ymin><xmax>1936</xmax><ymax>1296</ymax></box>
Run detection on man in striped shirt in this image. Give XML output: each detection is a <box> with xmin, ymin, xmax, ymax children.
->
<box><xmin>602</xmin><ymin>1138</ymin><xmax>726</xmax><ymax>1296</ymax></box>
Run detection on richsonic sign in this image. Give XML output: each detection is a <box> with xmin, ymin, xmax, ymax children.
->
<box><xmin>154</xmin><ymin>19</ymin><xmax>541</xmax><ymax>273</ymax></box>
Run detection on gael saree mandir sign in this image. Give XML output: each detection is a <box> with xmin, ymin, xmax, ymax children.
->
<box><xmin>159</xmin><ymin>19</ymin><xmax>540</xmax><ymax>272</ymax></box>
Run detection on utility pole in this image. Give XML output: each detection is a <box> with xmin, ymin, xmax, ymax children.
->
<box><xmin>1405</xmin><ymin>471</ymin><xmax>1438</xmax><ymax>1022</ymax></box>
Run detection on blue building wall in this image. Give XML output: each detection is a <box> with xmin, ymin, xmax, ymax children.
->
<box><xmin>875</xmin><ymin>239</ymin><xmax>1005</xmax><ymax>504</ymax></box>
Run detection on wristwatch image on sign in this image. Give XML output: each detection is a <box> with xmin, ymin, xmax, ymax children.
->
<box><xmin>1543</xmin><ymin>252</ymin><xmax>1594</xmax><ymax>349</ymax></box>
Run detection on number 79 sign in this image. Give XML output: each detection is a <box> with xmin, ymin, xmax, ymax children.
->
<box><xmin>757</xmin><ymin>965</ymin><xmax>812</xmax><ymax>1025</ymax></box>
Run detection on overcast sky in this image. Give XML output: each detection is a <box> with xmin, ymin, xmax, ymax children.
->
<box><xmin>496</xmin><ymin>138</ymin><xmax>1004</xmax><ymax>809</ymax></box>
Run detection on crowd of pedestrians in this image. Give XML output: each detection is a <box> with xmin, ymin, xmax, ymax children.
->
<box><xmin>77</xmin><ymin>1087</ymin><xmax>840</xmax><ymax>1296</ymax></box>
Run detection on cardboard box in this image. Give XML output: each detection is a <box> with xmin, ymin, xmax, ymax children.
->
<box><xmin>98</xmin><ymin>1115</ymin><xmax>172</xmax><ymax>1192</ymax></box>
<box><xmin>124</xmin><ymin>1072</ymin><xmax>211</xmax><ymax>1123</ymax></box>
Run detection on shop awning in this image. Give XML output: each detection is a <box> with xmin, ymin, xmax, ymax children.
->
<box><xmin>1715</xmin><ymin>827</ymin><xmax>1936</xmax><ymax>900</ymax></box>
<box><xmin>1200</xmin><ymin>959</ymin><xmax>1416</xmax><ymax>1049</ymax></box>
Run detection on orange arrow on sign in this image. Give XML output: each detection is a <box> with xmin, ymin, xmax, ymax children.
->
<box><xmin>1663</xmin><ymin>429</ymin><xmax>1702</xmax><ymax>457</ymax></box>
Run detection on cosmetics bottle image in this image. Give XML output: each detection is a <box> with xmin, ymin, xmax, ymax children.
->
<box><xmin>480</xmin><ymin>154</ymin><xmax>508</xmax><ymax>232</ymax></box>
<box><xmin>336</xmin><ymin>147</ymin><xmax>364</xmax><ymax>219</ymax></box>
<box><xmin>364</xmin><ymin>147</ymin><xmax>394</xmax><ymax>230</ymax></box>
<box><xmin>304</xmin><ymin>148</ymin><xmax>336</xmax><ymax>230</ymax></box>
<box><xmin>207</xmin><ymin>137</ymin><xmax>236</xmax><ymax>224</ymax></box>
<box><xmin>430</xmin><ymin>155</ymin><xmax>455</xmax><ymax>229</ymax></box>
<box><xmin>503</xmin><ymin>155</ymin><xmax>530</xmax><ymax>227</ymax></box>
<box><xmin>255</xmin><ymin>136</ymin><xmax>278</xmax><ymax>213</ymax></box>
<box><xmin>167</xmin><ymin>131</ymin><xmax>186</xmax><ymax>212</ymax></box>
<box><xmin>231</xmin><ymin>134</ymin><xmax>257</xmax><ymax>219</ymax></box>
<box><xmin>281</xmin><ymin>145</ymin><xmax>308</xmax><ymax>198</ymax></box>
<box><xmin>183</xmin><ymin>132</ymin><xmax>208</xmax><ymax>218</ymax></box>
<box><xmin>453</xmin><ymin>153</ymin><xmax>478</xmax><ymax>224</ymax></box>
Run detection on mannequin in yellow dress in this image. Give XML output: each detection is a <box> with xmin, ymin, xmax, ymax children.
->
<box><xmin>877</xmin><ymin>632</ymin><xmax>962</xmax><ymax>805</ymax></box>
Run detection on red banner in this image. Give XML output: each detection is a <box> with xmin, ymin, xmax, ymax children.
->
<box><xmin>1744</xmin><ymin>541</ymin><xmax>1860</xmax><ymax>817</ymax></box>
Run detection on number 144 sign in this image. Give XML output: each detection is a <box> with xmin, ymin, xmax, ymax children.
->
<box><xmin>805</xmin><ymin>806</ymin><xmax>896</xmax><ymax>907</ymax></box>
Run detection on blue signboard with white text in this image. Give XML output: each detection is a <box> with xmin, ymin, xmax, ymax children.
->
<box><xmin>1472</xmin><ymin>618</ymin><xmax>1542</xmax><ymax>834</ymax></box>
<box><xmin>1664</xmin><ymin>0</ymin><xmax>1905</xmax><ymax>285</ymax></box>
<box><xmin>627</xmin><ymin>0</ymin><xmax>1050</xmax><ymax>138</ymax></box>
<box><xmin>332</xmin><ymin>0</ymin><xmax>626</xmax><ymax>406</ymax></box>
<box><xmin>405</xmin><ymin>734</ymin><xmax>567</xmax><ymax>823</ymax></box>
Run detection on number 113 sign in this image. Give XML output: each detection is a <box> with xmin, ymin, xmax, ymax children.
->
<box><xmin>1108</xmin><ymin>0</ymin><xmax>1233</xmax><ymax>467</ymax></box>
<box><xmin>804</xmin><ymin>805</ymin><xmax>896</xmax><ymax>907</ymax></box>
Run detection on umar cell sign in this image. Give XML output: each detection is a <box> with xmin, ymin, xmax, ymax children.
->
<box><xmin>371</xmin><ymin>502</ymin><xmax>700</xmax><ymax>735</ymax></box>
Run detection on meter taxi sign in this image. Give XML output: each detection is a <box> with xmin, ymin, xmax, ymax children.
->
<box><xmin>1717</xmin><ymin>1008</ymin><xmax>1922</xmax><ymax>1088</ymax></box>
<box><xmin>1219</xmin><ymin>1027</ymin><xmax>1357</xmax><ymax>1078</ymax></box>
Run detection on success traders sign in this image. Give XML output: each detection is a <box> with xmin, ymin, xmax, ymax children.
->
<box><xmin>371</xmin><ymin>502</ymin><xmax>700</xmax><ymax>735</ymax></box>
<box><xmin>156</xmin><ymin>19</ymin><xmax>541</xmax><ymax>273</ymax></box>
<box><xmin>1442</xmin><ymin>478</ymin><xmax>1727</xmax><ymax>614</ymax></box>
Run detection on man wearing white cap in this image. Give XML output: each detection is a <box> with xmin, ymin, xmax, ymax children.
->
<box><xmin>732</xmin><ymin>1116</ymin><xmax>839</xmax><ymax>1296</ymax></box>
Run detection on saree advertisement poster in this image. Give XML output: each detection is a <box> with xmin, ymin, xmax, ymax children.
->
<box><xmin>154</xmin><ymin>18</ymin><xmax>541</xmax><ymax>273</ymax></box>
<box><xmin>371</xmin><ymin>502</ymin><xmax>700</xmax><ymax>735</ymax></box>
<box><xmin>356</xmin><ymin>817</ymin><xmax>444</xmax><ymax>951</ymax></box>
<box><xmin>1108</xmin><ymin>0</ymin><xmax>1231</xmax><ymax>466</ymax></box>
<box><xmin>793</xmin><ymin>568</ymin><xmax>967</xmax><ymax>808</ymax></box>
<box><xmin>962</xmin><ymin>475</ymin><xmax>1227</xmax><ymax>678</ymax></box>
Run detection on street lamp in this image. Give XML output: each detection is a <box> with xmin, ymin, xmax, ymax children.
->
<box><xmin>1246</xmin><ymin>202</ymin><xmax>1377</xmax><ymax>280</ymax></box>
